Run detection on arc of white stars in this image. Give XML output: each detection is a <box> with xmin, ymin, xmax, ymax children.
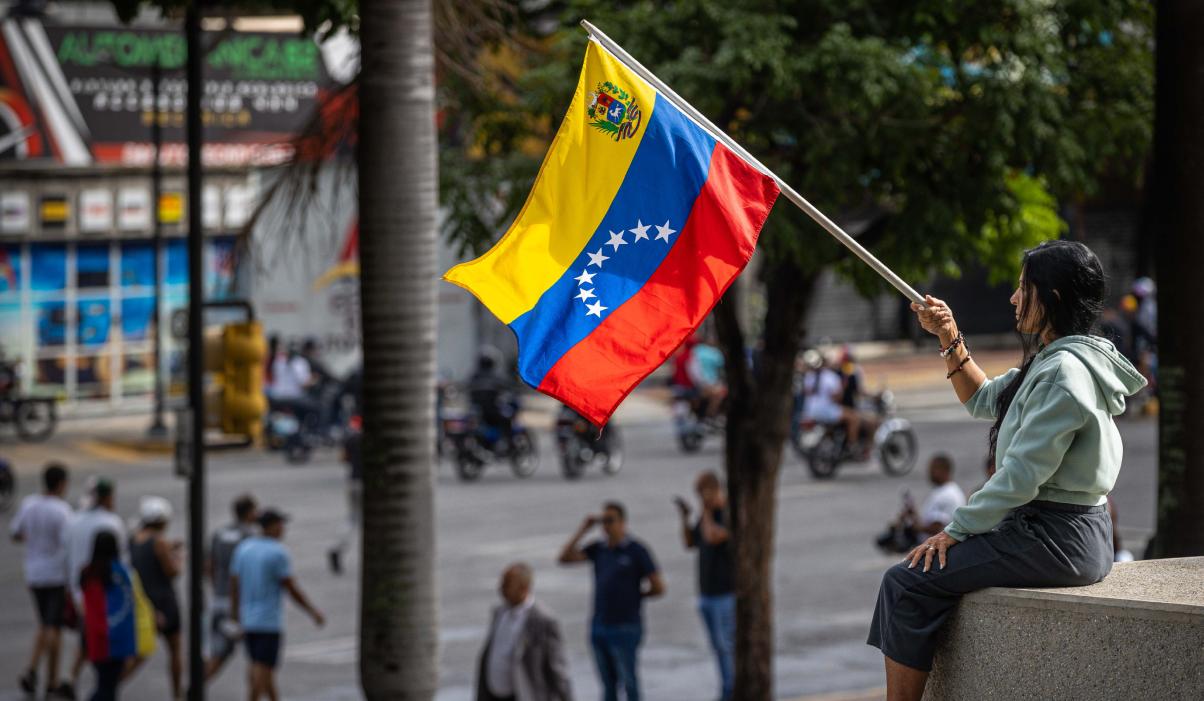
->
<box><xmin>606</xmin><ymin>230</ymin><xmax>627</xmax><ymax>251</ymax></box>
<box><xmin>586</xmin><ymin>300</ymin><xmax>608</xmax><ymax>317</ymax></box>
<box><xmin>587</xmin><ymin>248</ymin><xmax>609</xmax><ymax>268</ymax></box>
<box><xmin>629</xmin><ymin>220</ymin><xmax>651</xmax><ymax>242</ymax></box>
<box><xmin>655</xmin><ymin>220</ymin><xmax>676</xmax><ymax>243</ymax></box>
<box><xmin>575</xmin><ymin>288</ymin><xmax>596</xmax><ymax>302</ymax></box>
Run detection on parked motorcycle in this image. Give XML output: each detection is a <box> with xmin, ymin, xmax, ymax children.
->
<box><xmin>446</xmin><ymin>396</ymin><xmax>539</xmax><ymax>482</ymax></box>
<box><xmin>0</xmin><ymin>359</ymin><xmax>57</xmax><ymax>442</ymax></box>
<box><xmin>791</xmin><ymin>390</ymin><xmax>917</xmax><ymax>479</ymax></box>
<box><xmin>555</xmin><ymin>405</ymin><xmax>623</xmax><ymax>480</ymax></box>
<box><xmin>672</xmin><ymin>388</ymin><xmax>725</xmax><ymax>453</ymax></box>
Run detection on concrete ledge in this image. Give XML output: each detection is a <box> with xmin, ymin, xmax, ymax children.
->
<box><xmin>924</xmin><ymin>557</ymin><xmax>1204</xmax><ymax>701</ymax></box>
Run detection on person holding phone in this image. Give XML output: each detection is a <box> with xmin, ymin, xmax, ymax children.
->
<box><xmin>675</xmin><ymin>471</ymin><xmax>735</xmax><ymax>701</ymax></box>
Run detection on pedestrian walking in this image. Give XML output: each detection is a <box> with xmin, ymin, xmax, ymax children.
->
<box><xmin>9</xmin><ymin>462</ymin><xmax>75</xmax><ymax>699</ymax></box>
<box><xmin>674</xmin><ymin>471</ymin><xmax>735</xmax><ymax>701</ymax></box>
<box><xmin>65</xmin><ymin>477</ymin><xmax>128</xmax><ymax>692</ymax></box>
<box><xmin>205</xmin><ymin>493</ymin><xmax>258</xmax><ymax>679</ymax></box>
<box><xmin>230</xmin><ymin>509</ymin><xmax>325</xmax><ymax>701</ymax></box>
<box><xmin>558</xmin><ymin>502</ymin><xmax>664</xmax><ymax>701</ymax></box>
<box><xmin>129</xmin><ymin>497</ymin><xmax>183</xmax><ymax>701</ymax></box>
<box><xmin>327</xmin><ymin>420</ymin><xmax>361</xmax><ymax>576</ymax></box>
<box><xmin>476</xmin><ymin>563</ymin><xmax>573</xmax><ymax>701</ymax></box>
<box><xmin>79</xmin><ymin>531</ymin><xmax>155</xmax><ymax>701</ymax></box>
<box><xmin>870</xmin><ymin>241</ymin><xmax>1147</xmax><ymax>701</ymax></box>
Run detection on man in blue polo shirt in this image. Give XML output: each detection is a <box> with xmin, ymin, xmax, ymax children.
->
<box><xmin>559</xmin><ymin>501</ymin><xmax>665</xmax><ymax>701</ymax></box>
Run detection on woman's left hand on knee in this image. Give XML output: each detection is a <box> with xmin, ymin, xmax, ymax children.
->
<box><xmin>906</xmin><ymin>532</ymin><xmax>958</xmax><ymax>572</ymax></box>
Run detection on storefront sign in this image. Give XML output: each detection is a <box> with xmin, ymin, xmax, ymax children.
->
<box><xmin>118</xmin><ymin>188</ymin><xmax>151</xmax><ymax>231</ymax></box>
<box><xmin>79</xmin><ymin>189</ymin><xmax>113</xmax><ymax>232</ymax></box>
<box><xmin>1</xmin><ymin>192</ymin><xmax>31</xmax><ymax>233</ymax></box>
<box><xmin>158</xmin><ymin>192</ymin><xmax>183</xmax><ymax>224</ymax></box>
<box><xmin>39</xmin><ymin>195</ymin><xmax>69</xmax><ymax>229</ymax></box>
<box><xmin>0</xmin><ymin>19</ymin><xmax>341</xmax><ymax>167</ymax></box>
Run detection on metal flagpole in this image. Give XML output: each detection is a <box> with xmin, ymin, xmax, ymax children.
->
<box><xmin>580</xmin><ymin>20</ymin><xmax>926</xmax><ymax>306</ymax></box>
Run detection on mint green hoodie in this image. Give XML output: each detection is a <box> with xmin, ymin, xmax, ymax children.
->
<box><xmin>944</xmin><ymin>335</ymin><xmax>1147</xmax><ymax>542</ymax></box>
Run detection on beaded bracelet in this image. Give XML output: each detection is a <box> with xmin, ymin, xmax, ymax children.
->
<box><xmin>939</xmin><ymin>332</ymin><xmax>966</xmax><ymax>358</ymax></box>
<box><xmin>947</xmin><ymin>354</ymin><xmax>973</xmax><ymax>379</ymax></box>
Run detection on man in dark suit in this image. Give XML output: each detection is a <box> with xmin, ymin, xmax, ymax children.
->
<box><xmin>477</xmin><ymin>563</ymin><xmax>573</xmax><ymax>701</ymax></box>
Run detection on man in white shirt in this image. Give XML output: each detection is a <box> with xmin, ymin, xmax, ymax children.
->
<box><xmin>477</xmin><ymin>563</ymin><xmax>572</xmax><ymax>701</ymax></box>
<box><xmin>9</xmin><ymin>463</ymin><xmax>74</xmax><ymax>699</ymax></box>
<box><xmin>267</xmin><ymin>347</ymin><xmax>313</xmax><ymax>402</ymax></box>
<box><xmin>801</xmin><ymin>357</ymin><xmax>844</xmax><ymax>425</ymax></box>
<box><xmin>915</xmin><ymin>455</ymin><xmax>966</xmax><ymax>539</ymax></box>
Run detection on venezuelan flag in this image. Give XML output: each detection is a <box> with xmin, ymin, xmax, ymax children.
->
<box><xmin>83</xmin><ymin>563</ymin><xmax>157</xmax><ymax>662</ymax></box>
<box><xmin>445</xmin><ymin>40</ymin><xmax>779</xmax><ymax>425</ymax></box>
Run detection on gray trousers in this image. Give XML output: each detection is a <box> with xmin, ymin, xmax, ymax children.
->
<box><xmin>868</xmin><ymin>500</ymin><xmax>1113</xmax><ymax>671</ymax></box>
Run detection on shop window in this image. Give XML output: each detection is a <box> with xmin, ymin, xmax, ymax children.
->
<box><xmin>120</xmin><ymin>241</ymin><xmax>156</xmax><ymax>288</ymax></box>
<box><xmin>75</xmin><ymin>354</ymin><xmax>111</xmax><ymax>399</ymax></box>
<box><xmin>77</xmin><ymin>298</ymin><xmax>111</xmax><ymax>348</ymax></box>
<box><xmin>35</xmin><ymin>301</ymin><xmax>67</xmax><ymax>348</ymax></box>
<box><xmin>0</xmin><ymin>245</ymin><xmax>20</xmax><ymax>296</ymax></box>
<box><xmin>166</xmin><ymin>239</ymin><xmax>188</xmax><ymax>285</ymax></box>
<box><xmin>121</xmin><ymin>353</ymin><xmax>154</xmax><ymax>396</ymax></box>
<box><xmin>76</xmin><ymin>244</ymin><xmax>111</xmax><ymax>289</ymax></box>
<box><xmin>30</xmin><ymin>244</ymin><xmax>66</xmax><ymax>292</ymax></box>
<box><xmin>121</xmin><ymin>297</ymin><xmax>155</xmax><ymax>341</ymax></box>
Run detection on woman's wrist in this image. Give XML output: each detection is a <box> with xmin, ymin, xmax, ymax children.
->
<box><xmin>937</xmin><ymin>325</ymin><xmax>960</xmax><ymax>349</ymax></box>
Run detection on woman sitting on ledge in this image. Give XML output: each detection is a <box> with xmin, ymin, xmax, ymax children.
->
<box><xmin>868</xmin><ymin>240</ymin><xmax>1146</xmax><ymax>701</ymax></box>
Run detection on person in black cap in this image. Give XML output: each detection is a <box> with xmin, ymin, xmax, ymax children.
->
<box><xmin>230</xmin><ymin>508</ymin><xmax>324</xmax><ymax>701</ymax></box>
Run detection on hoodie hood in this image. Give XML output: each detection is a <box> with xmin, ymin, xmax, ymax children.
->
<box><xmin>1038</xmin><ymin>335</ymin><xmax>1147</xmax><ymax>416</ymax></box>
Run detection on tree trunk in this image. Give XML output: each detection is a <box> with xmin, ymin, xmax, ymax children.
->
<box><xmin>1150</xmin><ymin>0</ymin><xmax>1204</xmax><ymax>557</ymax></box>
<box><xmin>357</xmin><ymin>0</ymin><xmax>440</xmax><ymax>697</ymax></box>
<box><xmin>715</xmin><ymin>263</ymin><xmax>818</xmax><ymax>701</ymax></box>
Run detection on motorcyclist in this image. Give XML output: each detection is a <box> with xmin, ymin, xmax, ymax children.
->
<box><xmin>838</xmin><ymin>346</ymin><xmax>879</xmax><ymax>458</ymax></box>
<box><xmin>799</xmin><ymin>350</ymin><xmax>843</xmax><ymax>426</ymax></box>
<box><xmin>467</xmin><ymin>352</ymin><xmax>516</xmax><ymax>448</ymax></box>
<box><xmin>687</xmin><ymin>338</ymin><xmax>726</xmax><ymax>419</ymax></box>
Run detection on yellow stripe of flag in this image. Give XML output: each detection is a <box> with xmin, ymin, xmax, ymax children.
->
<box><xmin>444</xmin><ymin>41</ymin><xmax>656</xmax><ymax>324</ymax></box>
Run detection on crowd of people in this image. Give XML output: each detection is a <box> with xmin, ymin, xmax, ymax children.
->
<box><xmin>473</xmin><ymin>470</ymin><xmax>735</xmax><ymax>701</ymax></box>
<box><xmin>8</xmin><ymin>463</ymin><xmax>324</xmax><ymax>701</ymax></box>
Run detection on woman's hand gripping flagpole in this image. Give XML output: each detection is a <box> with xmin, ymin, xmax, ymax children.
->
<box><xmin>580</xmin><ymin>20</ymin><xmax>928</xmax><ymax>309</ymax></box>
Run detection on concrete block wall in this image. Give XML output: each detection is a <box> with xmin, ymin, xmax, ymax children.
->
<box><xmin>924</xmin><ymin>557</ymin><xmax>1204</xmax><ymax>701</ymax></box>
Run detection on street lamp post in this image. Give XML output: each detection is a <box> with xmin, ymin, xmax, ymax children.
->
<box><xmin>147</xmin><ymin>57</ymin><xmax>167</xmax><ymax>438</ymax></box>
<box><xmin>185</xmin><ymin>4</ymin><xmax>207</xmax><ymax>700</ymax></box>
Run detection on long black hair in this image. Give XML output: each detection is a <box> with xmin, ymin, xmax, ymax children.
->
<box><xmin>80</xmin><ymin>530</ymin><xmax>120</xmax><ymax>587</ymax></box>
<box><xmin>988</xmin><ymin>240</ymin><xmax>1106</xmax><ymax>465</ymax></box>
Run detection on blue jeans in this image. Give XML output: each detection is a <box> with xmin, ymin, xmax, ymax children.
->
<box><xmin>590</xmin><ymin>622</ymin><xmax>643</xmax><ymax>701</ymax></box>
<box><xmin>699</xmin><ymin>595</ymin><xmax>736</xmax><ymax>700</ymax></box>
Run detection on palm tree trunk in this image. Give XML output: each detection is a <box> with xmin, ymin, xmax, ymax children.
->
<box><xmin>357</xmin><ymin>0</ymin><xmax>440</xmax><ymax>697</ymax></box>
<box><xmin>715</xmin><ymin>263</ymin><xmax>818</xmax><ymax>700</ymax></box>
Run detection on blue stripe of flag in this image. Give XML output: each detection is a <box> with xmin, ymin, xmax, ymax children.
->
<box><xmin>510</xmin><ymin>93</ymin><xmax>717</xmax><ymax>387</ymax></box>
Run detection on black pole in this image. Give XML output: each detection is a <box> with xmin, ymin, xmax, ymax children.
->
<box><xmin>185</xmin><ymin>5</ymin><xmax>206</xmax><ymax>700</ymax></box>
<box><xmin>147</xmin><ymin>58</ymin><xmax>167</xmax><ymax>438</ymax></box>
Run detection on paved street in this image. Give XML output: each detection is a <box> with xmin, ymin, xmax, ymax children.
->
<box><xmin>0</xmin><ymin>388</ymin><xmax>1157</xmax><ymax>701</ymax></box>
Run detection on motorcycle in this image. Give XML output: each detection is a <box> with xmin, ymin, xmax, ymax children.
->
<box><xmin>0</xmin><ymin>457</ymin><xmax>14</xmax><ymax>512</ymax></box>
<box><xmin>555</xmin><ymin>405</ymin><xmax>623</xmax><ymax>480</ymax></box>
<box><xmin>446</xmin><ymin>395</ymin><xmax>539</xmax><ymax>482</ymax></box>
<box><xmin>263</xmin><ymin>400</ymin><xmax>320</xmax><ymax>465</ymax></box>
<box><xmin>0</xmin><ymin>359</ymin><xmax>57</xmax><ymax>442</ymax></box>
<box><xmin>672</xmin><ymin>388</ymin><xmax>725</xmax><ymax>453</ymax></box>
<box><xmin>791</xmin><ymin>390</ymin><xmax>917</xmax><ymax>480</ymax></box>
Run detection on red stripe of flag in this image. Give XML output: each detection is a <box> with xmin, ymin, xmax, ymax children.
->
<box><xmin>538</xmin><ymin>144</ymin><xmax>779</xmax><ymax>425</ymax></box>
